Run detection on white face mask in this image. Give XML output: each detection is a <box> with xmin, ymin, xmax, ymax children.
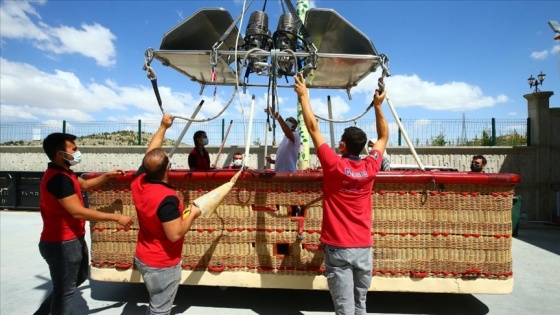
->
<box><xmin>286</xmin><ymin>121</ymin><xmax>294</xmax><ymax>130</ymax></box>
<box><xmin>232</xmin><ymin>159</ymin><xmax>243</xmax><ymax>167</ymax></box>
<box><xmin>61</xmin><ymin>150</ymin><xmax>82</xmax><ymax>166</ymax></box>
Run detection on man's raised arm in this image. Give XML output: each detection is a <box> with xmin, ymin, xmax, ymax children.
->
<box><xmin>372</xmin><ymin>87</ymin><xmax>389</xmax><ymax>156</ymax></box>
<box><xmin>294</xmin><ymin>73</ymin><xmax>326</xmax><ymax>149</ymax></box>
<box><xmin>146</xmin><ymin>113</ymin><xmax>174</xmax><ymax>153</ymax></box>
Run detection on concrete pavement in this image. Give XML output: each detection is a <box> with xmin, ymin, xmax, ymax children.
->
<box><xmin>1</xmin><ymin>210</ymin><xmax>559</xmax><ymax>315</ymax></box>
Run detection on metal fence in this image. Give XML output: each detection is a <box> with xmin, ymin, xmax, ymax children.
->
<box><xmin>0</xmin><ymin>118</ymin><xmax>528</xmax><ymax>147</ymax></box>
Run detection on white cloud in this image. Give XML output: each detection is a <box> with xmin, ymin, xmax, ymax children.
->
<box><xmin>0</xmin><ymin>104</ymin><xmax>94</xmax><ymax>120</ymax></box>
<box><xmin>42</xmin><ymin>23</ymin><xmax>117</xmax><ymax>67</ymax></box>
<box><xmin>0</xmin><ymin>55</ymin><xmax>511</xmax><ymax>123</ymax></box>
<box><xmin>306</xmin><ymin>95</ymin><xmax>351</xmax><ymax>120</ymax></box>
<box><xmin>0</xmin><ymin>0</ymin><xmax>518</xmax><ymax>123</ymax></box>
<box><xmin>0</xmin><ymin>0</ymin><xmax>47</xmax><ymax>41</ymax></box>
<box><xmin>530</xmin><ymin>45</ymin><xmax>560</xmax><ymax>60</ymax></box>
<box><xmin>531</xmin><ymin>50</ymin><xmax>549</xmax><ymax>60</ymax></box>
<box><xmin>0</xmin><ymin>58</ymin><xmax>121</xmax><ymax>114</ymax></box>
<box><xmin>0</xmin><ymin>58</ymin><xmax>242</xmax><ymax>122</ymax></box>
<box><xmin>353</xmin><ymin>73</ymin><xmax>509</xmax><ymax>112</ymax></box>
<box><xmin>269</xmin><ymin>92</ymin><xmax>350</xmax><ymax>121</ymax></box>
<box><xmin>0</xmin><ymin>105</ymin><xmax>40</xmax><ymax>120</ymax></box>
<box><xmin>0</xmin><ymin>0</ymin><xmax>116</xmax><ymax>67</ymax></box>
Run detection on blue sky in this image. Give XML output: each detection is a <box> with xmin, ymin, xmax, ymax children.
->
<box><xmin>1</xmin><ymin>0</ymin><xmax>558</xmax><ymax>125</ymax></box>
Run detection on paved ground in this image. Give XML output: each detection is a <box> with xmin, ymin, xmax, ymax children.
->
<box><xmin>1</xmin><ymin>210</ymin><xmax>559</xmax><ymax>315</ymax></box>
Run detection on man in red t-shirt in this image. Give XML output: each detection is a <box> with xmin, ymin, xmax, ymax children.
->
<box><xmin>132</xmin><ymin>113</ymin><xmax>202</xmax><ymax>315</ymax></box>
<box><xmin>35</xmin><ymin>133</ymin><xmax>133</xmax><ymax>315</ymax></box>
<box><xmin>294</xmin><ymin>73</ymin><xmax>388</xmax><ymax>315</ymax></box>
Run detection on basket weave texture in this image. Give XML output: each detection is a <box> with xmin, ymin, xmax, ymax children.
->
<box><xmin>89</xmin><ymin>174</ymin><xmax>514</xmax><ymax>279</ymax></box>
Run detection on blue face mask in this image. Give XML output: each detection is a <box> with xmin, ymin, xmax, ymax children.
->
<box><xmin>61</xmin><ymin>150</ymin><xmax>82</xmax><ymax>166</ymax></box>
<box><xmin>286</xmin><ymin>121</ymin><xmax>294</xmax><ymax>130</ymax></box>
<box><xmin>201</xmin><ymin>137</ymin><xmax>209</xmax><ymax>146</ymax></box>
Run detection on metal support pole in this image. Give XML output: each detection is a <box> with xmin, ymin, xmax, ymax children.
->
<box><xmin>169</xmin><ymin>101</ymin><xmax>204</xmax><ymax>158</ymax></box>
<box><xmin>214</xmin><ymin>120</ymin><xmax>233</xmax><ymax>167</ymax></box>
<box><xmin>221</xmin><ymin>119</ymin><xmax>225</xmax><ymax>142</ymax></box>
<box><xmin>327</xmin><ymin>96</ymin><xmax>336</xmax><ymax>148</ymax></box>
<box><xmin>137</xmin><ymin>120</ymin><xmax>142</xmax><ymax>145</ymax></box>
<box><xmin>398</xmin><ymin>118</ymin><xmax>402</xmax><ymax>146</ymax></box>
<box><xmin>491</xmin><ymin>118</ymin><xmax>496</xmax><ymax>146</ymax></box>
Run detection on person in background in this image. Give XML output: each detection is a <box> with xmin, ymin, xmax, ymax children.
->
<box><xmin>132</xmin><ymin>113</ymin><xmax>202</xmax><ymax>315</ymax></box>
<box><xmin>367</xmin><ymin>139</ymin><xmax>391</xmax><ymax>171</ymax></box>
<box><xmin>470</xmin><ymin>154</ymin><xmax>487</xmax><ymax>172</ymax></box>
<box><xmin>35</xmin><ymin>133</ymin><xmax>133</xmax><ymax>315</ymax></box>
<box><xmin>264</xmin><ymin>108</ymin><xmax>301</xmax><ymax>172</ymax></box>
<box><xmin>229</xmin><ymin>152</ymin><xmax>244</xmax><ymax>169</ymax></box>
<box><xmin>188</xmin><ymin>130</ymin><xmax>215</xmax><ymax>170</ymax></box>
<box><xmin>295</xmin><ymin>73</ymin><xmax>388</xmax><ymax>315</ymax></box>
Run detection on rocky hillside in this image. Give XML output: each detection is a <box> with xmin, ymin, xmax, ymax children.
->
<box><xmin>1</xmin><ymin>130</ymin><xmax>176</xmax><ymax>146</ymax></box>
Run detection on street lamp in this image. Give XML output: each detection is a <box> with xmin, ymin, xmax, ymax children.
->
<box><xmin>528</xmin><ymin>71</ymin><xmax>546</xmax><ymax>92</ymax></box>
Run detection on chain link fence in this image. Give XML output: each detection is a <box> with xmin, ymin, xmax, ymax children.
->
<box><xmin>0</xmin><ymin>118</ymin><xmax>528</xmax><ymax>147</ymax></box>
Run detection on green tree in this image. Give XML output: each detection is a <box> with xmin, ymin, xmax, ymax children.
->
<box><xmin>431</xmin><ymin>132</ymin><xmax>447</xmax><ymax>146</ymax></box>
<box><xmin>481</xmin><ymin>129</ymin><xmax>493</xmax><ymax>146</ymax></box>
<box><xmin>497</xmin><ymin>129</ymin><xmax>526</xmax><ymax>146</ymax></box>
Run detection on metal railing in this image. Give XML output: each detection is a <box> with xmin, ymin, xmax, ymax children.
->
<box><xmin>0</xmin><ymin>118</ymin><xmax>528</xmax><ymax>147</ymax></box>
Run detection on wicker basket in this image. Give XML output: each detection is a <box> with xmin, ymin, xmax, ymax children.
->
<box><xmin>86</xmin><ymin>169</ymin><xmax>520</xmax><ymax>292</ymax></box>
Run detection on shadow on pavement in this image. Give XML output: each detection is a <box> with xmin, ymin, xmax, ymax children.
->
<box><xmin>367</xmin><ymin>292</ymin><xmax>488</xmax><ymax>314</ymax></box>
<box><xmin>515</xmin><ymin>222</ymin><xmax>560</xmax><ymax>255</ymax></box>
<box><xmin>89</xmin><ymin>280</ymin><xmax>490</xmax><ymax>315</ymax></box>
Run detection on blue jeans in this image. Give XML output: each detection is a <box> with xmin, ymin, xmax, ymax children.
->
<box><xmin>323</xmin><ymin>244</ymin><xmax>373</xmax><ymax>315</ymax></box>
<box><xmin>135</xmin><ymin>257</ymin><xmax>182</xmax><ymax>315</ymax></box>
<box><xmin>35</xmin><ymin>237</ymin><xmax>89</xmax><ymax>315</ymax></box>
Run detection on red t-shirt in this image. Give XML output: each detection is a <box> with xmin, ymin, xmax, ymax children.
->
<box><xmin>317</xmin><ymin>143</ymin><xmax>382</xmax><ymax>247</ymax></box>
<box><xmin>39</xmin><ymin>163</ymin><xmax>86</xmax><ymax>242</ymax></box>
<box><xmin>132</xmin><ymin>172</ymin><xmax>184</xmax><ymax>268</ymax></box>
